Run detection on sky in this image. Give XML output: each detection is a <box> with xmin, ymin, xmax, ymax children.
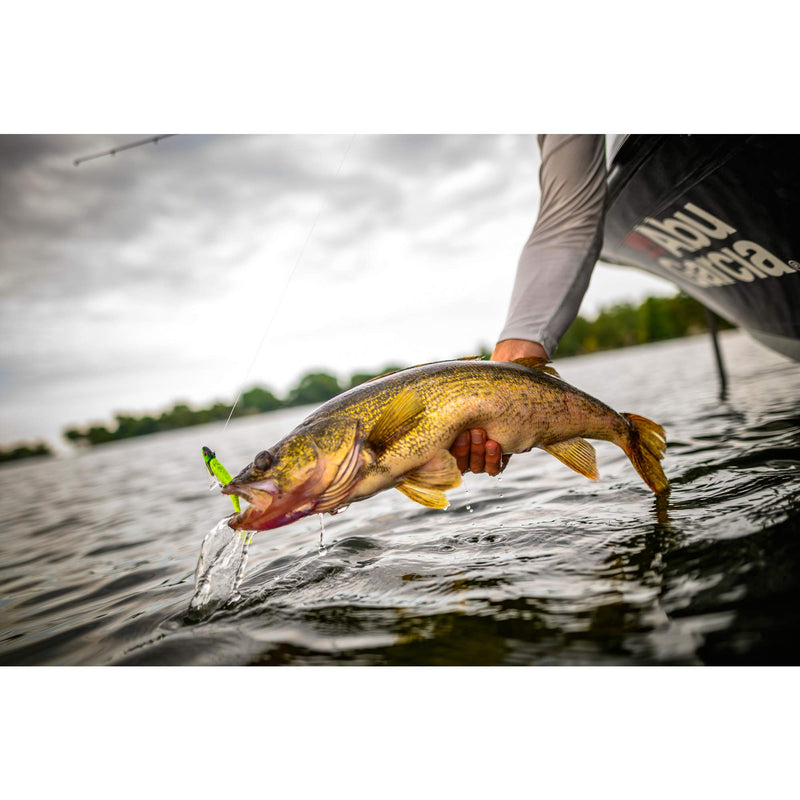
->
<box><xmin>0</xmin><ymin>133</ymin><xmax>678</xmax><ymax>447</ymax></box>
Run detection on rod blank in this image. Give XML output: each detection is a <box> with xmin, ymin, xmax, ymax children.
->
<box><xmin>73</xmin><ymin>134</ymin><xmax>176</xmax><ymax>166</ymax></box>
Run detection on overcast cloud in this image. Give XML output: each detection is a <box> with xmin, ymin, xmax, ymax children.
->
<box><xmin>0</xmin><ymin>134</ymin><xmax>673</xmax><ymax>447</ymax></box>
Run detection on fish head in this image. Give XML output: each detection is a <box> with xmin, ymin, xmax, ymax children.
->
<box><xmin>222</xmin><ymin>417</ymin><xmax>364</xmax><ymax>531</ymax></box>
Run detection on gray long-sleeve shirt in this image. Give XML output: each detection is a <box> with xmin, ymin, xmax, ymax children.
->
<box><xmin>497</xmin><ymin>134</ymin><xmax>607</xmax><ymax>358</ymax></box>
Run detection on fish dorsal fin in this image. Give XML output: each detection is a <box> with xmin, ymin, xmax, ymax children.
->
<box><xmin>510</xmin><ymin>356</ymin><xmax>561</xmax><ymax>378</ymax></box>
<box><xmin>367</xmin><ymin>388</ymin><xmax>426</xmax><ymax>454</ymax></box>
<box><xmin>364</xmin><ymin>356</ymin><xmax>484</xmax><ymax>384</ymax></box>
<box><xmin>396</xmin><ymin>450</ymin><xmax>462</xmax><ymax>509</ymax></box>
<box><xmin>363</xmin><ymin>367</ymin><xmax>405</xmax><ymax>383</ymax></box>
<box><xmin>314</xmin><ymin>428</ymin><xmax>365</xmax><ymax>514</ymax></box>
<box><xmin>541</xmin><ymin>437</ymin><xmax>599</xmax><ymax>481</ymax></box>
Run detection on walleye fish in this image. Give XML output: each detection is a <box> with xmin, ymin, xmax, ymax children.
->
<box><xmin>223</xmin><ymin>357</ymin><xmax>669</xmax><ymax>531</ymax></box>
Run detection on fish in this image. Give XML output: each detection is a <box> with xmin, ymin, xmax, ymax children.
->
<box><xmin>222</xmin><ymin>357</ymin><xmax>669</xmax><ymax>532</ymax></box>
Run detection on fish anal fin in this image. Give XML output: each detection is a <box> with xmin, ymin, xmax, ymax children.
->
<box><xmin>510</xmin><ymin>356</ymin><xmax>561</xmax><ymax>378</ymax></box>
<box><xmin>396</xmin><ymin>450</ymin><xmax>462</xmax><ymax>509</ymax></box>
<box><xmin>542</xmin><ymin>437</ymin><xmax>599</xmax><ymax>481</ymax></box>
<box><xmin>367</xmin><ymin>388</ymin><xmax>426</xmax><ymax>454</ymax></box>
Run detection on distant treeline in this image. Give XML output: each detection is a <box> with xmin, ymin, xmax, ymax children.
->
<box><xmin>0</xmin><ymin>292</ymin><xmax>731</xmax><ymax>457</ymax></box>
<box><xmin>62</xmin><ymin>365</ymin><xmax>406</xmax><ymax>447</ymax></box>
<box><xmin>0</xmin><ymin>441</ymin><xmax>54</xmax><ymax>464</ymax></box>
<box><xmin>554</xmin><ymin>292</ymin><xmax>732</xmax><ymax>357</ymax></box>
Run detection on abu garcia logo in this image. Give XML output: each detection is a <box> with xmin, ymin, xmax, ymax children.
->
<box><xmin>623</xmin><ymin>202</ymin><xmax>800</xmax><ymax>288</ymax></box>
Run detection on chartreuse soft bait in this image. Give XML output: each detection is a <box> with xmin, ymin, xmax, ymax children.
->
<box><xmin>202</xmin><ymin>446</ymin><xmax>241</xmax><ymax>513</ymax></box>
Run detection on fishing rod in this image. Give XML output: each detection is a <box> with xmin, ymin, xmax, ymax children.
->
<box><xmin>73</xmin><ymin>134</ymin><xmax>176</xmax><ymax>166</ymax></box>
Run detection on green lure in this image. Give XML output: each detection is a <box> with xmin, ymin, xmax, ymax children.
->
<box><xmin>202</xmin><ymin>446</ymin><xmax>241</xmax><ymax>513</ymax></box>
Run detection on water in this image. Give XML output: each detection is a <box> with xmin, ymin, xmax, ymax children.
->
<box><xmin>1</xmin><ymin>330</ymin><xmax>799</xmax><ymax>665</ymax></box>
<box><xmin>189</xmin><ymin>519</ymin><xmax>253</xmax><ymax>615</ymax></box>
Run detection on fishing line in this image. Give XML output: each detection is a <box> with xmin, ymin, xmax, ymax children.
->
<box><xmin>222</xmin><ymin>134</ymin><xmax>358</xmax><ymax>431</ymax></box>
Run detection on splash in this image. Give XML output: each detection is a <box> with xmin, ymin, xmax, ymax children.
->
<box><xmin>189</xmin><ymin>518</ymin><xmax>253</xmax><ymax>615</ymax></box>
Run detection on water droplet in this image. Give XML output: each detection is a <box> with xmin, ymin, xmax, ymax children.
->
<box><xmin>231</xmin><ymin>534</ymin><xmax>253</xmax><ymax>601</ymax></box>
<box><xmin>318</xmin><ymin>514</ymin><xmax>327</xmax><ymax>556</ymax></box>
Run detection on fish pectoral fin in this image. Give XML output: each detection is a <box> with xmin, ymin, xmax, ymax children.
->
<box><xmin>367</xmin><ymin>388</ymin><xmax>426</xmax><ymax>454</ymax></box>
<box><xmin>542</xmin><ymin>437</ymin><xmax>599</xmax><ymax>481</ymax></box>
<box><xmin>314</xmin><ymin>436</ymin><xmax>365</xmax><ymax>514</ymax></box>
<box><xmin>396</xmin><ymin>450</ymin><xmax>462</xmax><ymax>509</ymax></box>
<box><xmin>510</xmin><ymin>356</ymin><xmax>561</xmax><ymax>378</ymax></box>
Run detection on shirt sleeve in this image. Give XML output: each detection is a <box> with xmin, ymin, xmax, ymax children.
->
<box><xmin>497</xmin><ymin>134</ymin><xmax>607</xmax><ymax>358</ymax></box>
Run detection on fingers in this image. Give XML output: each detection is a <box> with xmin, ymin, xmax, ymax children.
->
<box><xmin>483</xmin><ymin>438</ymin><xmax>511</xmax><ymax>476</ymax></box>
<box><xmin>449</xmin><ymin>429</ymin><xmax>511</xmax><ymax>476</ymax></box>
<box><xmin>451</xmin><ymin>431</ymin><xmax>470</xmax><ymax>474</ymax></box>
<box><xmin>469</xmin><ymin>429</ymin><xmax>487</xmax><ymax>475</ymax></box>
<box><xmin>484</xmin><ymin>439</ymin><xmax>503</xmax><ymax>477</ymax></box>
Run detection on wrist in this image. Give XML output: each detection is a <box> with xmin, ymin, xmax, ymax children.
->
<box><xmin>491</xmin><ymin>339</ymin><xmax>549</xmax><ymax>362</ymax></box>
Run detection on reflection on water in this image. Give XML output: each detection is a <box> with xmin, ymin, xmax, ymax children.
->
<box><xmin>1</xmin><ymin>330</ymin><xmax>799</xmax><ymax>665</ymax></box>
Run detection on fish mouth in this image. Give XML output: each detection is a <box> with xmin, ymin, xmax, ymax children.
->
<box><xmin>222</xmin><ymin>478</ymin><xmax>318</xmax><ymax>532</ymax></box>
<box><xmin>222</xmin><ymin>480</ymin><xmax>277</xmax><ymax>531</ymax></box>
<box><xmin>221</xmin><ymin>445</ymin><xmax>329</xmax><ymax>532</ymax></box>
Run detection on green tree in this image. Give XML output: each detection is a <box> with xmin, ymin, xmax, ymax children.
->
<box><xmin>559</xmin><ymin>314</ymin><xmax>593</xmax><ymax>356</ymax></box>
<box><xmin>86</xmin><ymin>425</ymin><xmax>115</xmax><ymax>445</ymax></box>
<box><xmin>0</xmin><ymin>441</ymin><xmax>54</xmax><ymax>463</ymax></box>
<box><xmin>159</xmin><ymin>403</ymin><xmax>197</xmax><ymax>429</ymax></box>
<box><xmin>240</xmin><ymin>386</ymin><xmax>283</xmax><ymax>413</ymax></box>
<box><xmin>287</xmin><ymin>372</ymin><xmax>342</xmax><ymax>406</ymax></box>
<box><xmin>64</xmin><ymin>427</ymin><xmax>88</xmax><ymax>445</ymax></box>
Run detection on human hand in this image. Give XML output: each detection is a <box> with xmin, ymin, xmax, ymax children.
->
<box><xmin>449</xmin><ymin>340</ymin><xmax>547</xmax><ymax>476</ymax></box>
<box><xmin>490</xmin><ymin>338</ymin><xmax>548</xmax><ymax>362</ymax></box>
<box><xmin>450</xmin><ymin>428</ymin><xmax>511</xmax><ymax>476</ymax></box>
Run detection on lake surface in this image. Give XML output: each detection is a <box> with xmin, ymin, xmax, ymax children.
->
<box><xmin>2</xmin><ymin>330</ymin><xmax>799</xmax><ymax>666</ymax></box>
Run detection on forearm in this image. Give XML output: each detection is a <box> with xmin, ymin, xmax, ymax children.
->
<box><xmin>497</xmin><ymin>134</ymin><xmax>607</xmax><ymax>358</ymax></box>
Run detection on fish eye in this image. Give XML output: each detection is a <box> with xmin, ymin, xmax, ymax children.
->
<box><xmin>253</xmin><ymin>450</ymin><xmax>272</xmax><ymax>471</ymax></box>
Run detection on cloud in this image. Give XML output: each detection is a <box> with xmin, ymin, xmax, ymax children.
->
<box><xmin>0</xmin><ymin>134</ymin><xmax>543</xmax><ymax>401</ymax></box>
<box><xmin>1</xmin><ymin>134</ymin><xmax>537</xmax><ymax>303</ymax></box>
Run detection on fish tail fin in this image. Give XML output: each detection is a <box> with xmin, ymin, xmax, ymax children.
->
<box><xmin>621</xmin><ymin>413</ymin><xmax>670</xmax><ymax>495</ymax></box>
